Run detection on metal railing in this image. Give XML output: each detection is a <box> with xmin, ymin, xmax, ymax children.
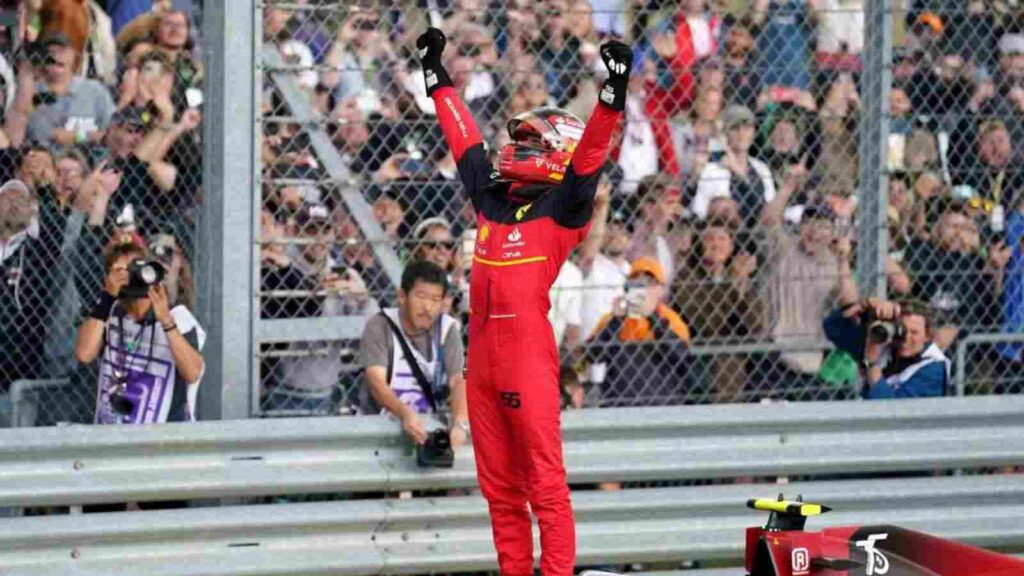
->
<box><xmin>0</xmin><ymin>397</ymin><xmax>1023</xmax><ymax>575</ymax></box>
<box><xmin>3</xmin><ymin>396</ymin><xmax>1024</xmax><ymax>508</ymax></box>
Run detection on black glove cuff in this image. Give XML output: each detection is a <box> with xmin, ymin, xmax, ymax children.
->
<box><xmin>599</xmin><ymin>76</ymin><xmax>628</xmax><ymax>112</ymax></box>
<box><xmin>89</xmin><ymin>292</ymin><xmax>117</xmax><ymax>321</ymax></box>
<box><xmin>422</xmin><ymin>61</ymin><xmax>454</xmax><ymax>98</ymax></box>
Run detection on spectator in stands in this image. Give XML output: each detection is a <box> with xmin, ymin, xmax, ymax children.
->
<box><xmin>410</xmin><ymin>217</ymin><xmax>467</xmax><ymax>314</ymax></box>
<box><xmin>410</xmin><ymin>217</ymin><xmax>455</xmax><ymax>273</ymax></box>
<box><xmin>507</xmin><ymin>71</ymin><xmax>553</xmax><ymax>118</ymax></box>
<box><xmin>533</xmin><ymin>6</ymin><xmax>585</xmax><ymax>106</ymax></box>
<box><xmin>814</xmin><ymin>71</ymin><xmax>861</xmax><ymax>195</ymax></box>
<box><xmin>672</xmin><ymin>85</ymin><xmax>724</xmax><ymax>186</ymax></box>
<box><xmin>692</xmin><ymin>104</ymin><xmax>776</xmax><ymax>226</ymax></box>
<box><xmin>550</xmin><ymin>258</ymin><xmax>584</xmax><ymax>358</ymax></box>
<box><xmin>672</xmin><ymin>218</ymin><xmax>764</xmax><ymax>402</ymax></box>
<box><xmin>758</xmin><ymin>196</ymin><xmax>858</xmax><ymax>399</ymax></box>
<box><xmin>74</xmin><ymin>239</ymin><xmax>205</xmax><ymax>424</ymax></box>
<box><xmin>559</xmin><ymin>365</ymin><xmax>586</xmax><ymax>410</ymax></box>
<box><xmin>956</xmin><ymin>120</ymin><xmax>1024</xmax><ymax>212</ymax></box>
<box><xmin>16</xmin><ymin>143</ymin><xmax>57</xmax><ymax>196</ymax></box>
<box><xmin>26</xmin><ymin>0</ymin><xmax>115</xmax><ymax>85</ymax></box>
<box><xmin>903</xmin><ymin>198</ymin><xmax>1005</xmax><ymax>350</ymax></box>
<box><xmin>11</xmin><ymin>32</ymin><xmax>115</xmax><ymax>149</ymax></box>
<box><xmin>373</xmin><ymin>194</ymin><xmax>405</xmax><ymax>248</ymax></box>
<box><xmin>265</xmin><ymin>204</ymin><xmax>374</xmax><ymax>415</ymax></box>
<box><xmin>956</xmin><ymin>33</ymin><xmax>1024</xmax><ymax>160</ymax></box>
<box><xmin>908</xmin><ymin>52</ymin><xmax>973</xmax><ymax>117</ymax></box>
<box><xmin>118</xmin><ymin>7</ymin><xmax>202</xmax><ymax>109</ymax></box>
<box><xmin>579</xmin><ymin>176</ymin><xmax>629</xmax><ymax>341</ymax></box>
<box><xmin>323</xmin><ymin>6</ymin><xmax>396</xmax><ymax>102</ymax></box>
<box><xmin>628</xmin><ymin>174</ymin><xmax>684</xmax><ymax>281</ymax></box>
<box><xmin>750</xmin><ymin>0</ymin><xmax>819</xmax><ymax>92</ymax></box>
<box><xmin>644</xmin><ymin>0</ymin><xmax>722</xmax><ymax>175</ymax></box>
<box><xmin>0</xmin><ymin>180</ymin><xmax>67</xmax><ymax>397</ymax></box>
<box><xmin>759</xmin><ymin>109</ymin><xmax>812</xmax><ymax>196</ymax></box>
<box><xmin>258</xmin><ymin>209</ymin><xmax>310</xmax><ymax>322</ymax></box>
<box><xmin>264</xmin><ymin>2</ymin><xmax>318</xmax><ymax>91</ymax></box>
<box><xmin>53</xmin><ymin>148</ymin><xmax>91</xmax><ymax>211</ymax></box>
<box><xmin>586</xmin><ymin>257</ymin><xmax>691</xmax><ymax>406</ymax></box>
<box><xmin>721</xmin><ymin>17</ymin><xmax>761</xmax><ymax>110</ymax></box>
<box><xmin>358</xmin><ymin>260</ymin><xmax>468</xmax><ymax>447</ymax></box>
<box><xmin>824</xmin><ymin>298</ymin><xmax>949</xmax><ymax>398</ymax></box>
<box><xmin>997</xmin><ymin>196</ymin><xmax>1024</xmax><ymax>366</ymax></box>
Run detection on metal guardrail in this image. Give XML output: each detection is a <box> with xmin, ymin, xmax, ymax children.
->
<box><xmin>2</xmin><ymin>475</ymin><xmax>1024</xmax><ymax>575</ymax></box>
<box><xmin>5</xmin><ymin>396</ymin><xmax>1024</xmax><ymax>505</ymax></box>
<box><xmin>1</xmin><ymin>397</ymin><xmax>1023</xmax><ymax>575</ymax></box>
<box><xmin>2</xmin><ymin>396</ymin><xmax>1024</xmax><ymax>507</ymax></box>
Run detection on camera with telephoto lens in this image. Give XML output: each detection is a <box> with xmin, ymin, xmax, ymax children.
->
<box><xmin>416</xmin><ymin>429</ymin><xmax>454</xmax><ymax>468</ymax></box>
<box><xmin>862</xmin><ymin>311</ymin><xmax>907</xmax><ymax>345</ymax></box>
<box><xmin>119</xmin><ymin>260</ymin><xmax>166</xmax><ymax>298</ymax></box>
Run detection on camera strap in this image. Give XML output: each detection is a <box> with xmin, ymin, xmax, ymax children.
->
<box><xmin>381</xmin><ymin>313</ymin><xmax>441</xmax><ymax>416</ymax></box>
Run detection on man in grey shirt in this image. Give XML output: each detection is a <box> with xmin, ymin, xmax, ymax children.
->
<box><xmin>20</xmin><ymin>33</ymin><xmax>115</xmax><ymax>148</ymax></box>
<box><xmin>359</xmin><ymin>260</ymin><xmax>468</xmax><ymax>448</ymax></box>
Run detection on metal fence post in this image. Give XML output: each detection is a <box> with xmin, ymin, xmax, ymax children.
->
<box><xmin>856</xmin><ymin>0</ymin><xmax>893</xmax><ymax>298</ymax></box>
<box><xmin>198</xmin><ymin>0</ymin><xmax>259</xmax><ymax>420</ymax></box>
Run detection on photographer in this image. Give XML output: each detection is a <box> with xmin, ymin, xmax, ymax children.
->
<box><xmin>358</xmin><ymin>260</ymin><xmax>467</xmax><ymax>450</ymax></box>
<box><xmin>823</xmin><ymin>298</ymin><xmax>949</xmax><ymax>399</ymax></box>
<box><xmin>74</xmin><ymin>242</ymin><xmax>205</xmax><ymax>424</ymax></box>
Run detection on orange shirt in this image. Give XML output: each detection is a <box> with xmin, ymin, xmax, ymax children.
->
<box><xmin>591</xmin><ymin>303</ymin><xmax>691</xmax><ymax>343</ymax></box>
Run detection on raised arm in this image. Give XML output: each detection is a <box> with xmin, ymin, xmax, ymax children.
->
<box><xmin>416</xmin><ymin>28</ymin><xmax>491</xmax><ymax>206</ymax></box>
<box><xmin>554</xmin><ymin>41</ymin><xmax>633</xmax><ymax>228</ymax></box>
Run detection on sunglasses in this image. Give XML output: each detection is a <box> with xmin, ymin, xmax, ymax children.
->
<box><xmin>423</xmin><ymin>240</ymin><xmax>454</xmax><ymax>250</ymax></box>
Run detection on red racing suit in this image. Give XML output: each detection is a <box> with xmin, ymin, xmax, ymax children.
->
<box><xmin>431</xmin><ymin>86</ymin><xmax>621</xmax><ymax>576</ymax></box>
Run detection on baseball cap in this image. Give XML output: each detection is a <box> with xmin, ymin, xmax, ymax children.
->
<box><xmin>916</xmin><ymin>12</ymin><xmax>943</xmax><ymax>35</ymax></box>
<box><xmin>1000</xmin><ymin>33</ymin><xmax>1024</xmax><ymax>55</ymax></box>
<box><xmin>111</xmin><ymin>107</ymin><xmax>148</xmax><ymax>130</ymax></box>
<box><xmin>628</xmin><ymin>257</ymin><xmax>667</xmax><ymax>286</ymax></box>
<box><xmin>723</xmin><ymin>104</ymin><xmax>756</xmax><ymax>130</ymax></box>
<box><xmin>0</xmin><ymin>179</ymin><xmax>30</xmax><ymax>198</ymax></box>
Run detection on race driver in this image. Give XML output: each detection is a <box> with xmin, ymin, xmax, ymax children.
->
<box><xmin>416</xmin><ymin>27</ymin><xmax>633</xmax><ymax>576</ymax></box>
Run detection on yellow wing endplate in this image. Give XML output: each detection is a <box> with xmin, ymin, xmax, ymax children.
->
<box><xmin>747</xmin><ymin>498</ymin><xmax>831</xmax><ymax>517</ymax></box>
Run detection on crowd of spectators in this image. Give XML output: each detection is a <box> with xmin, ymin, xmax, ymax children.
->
<box><xmin>0</xmin><ymin>0</ymin><xmax>203</xmax><ymax>426</ymax></box>
<box><xmin>3</xmin><ymin>0</ymin><xmax>1024</xmax><ymax>426</ymax></box>
<box><xmin>257</xmin><ymin>0</ymin><xmax>1016</xmax><ymax>410</ymax></box>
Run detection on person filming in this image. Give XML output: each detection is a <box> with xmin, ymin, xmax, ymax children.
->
<box><xmin>75</xmin><ymin>242</ymin><xmax>205</xmax><ymax>424</ymax></box>
<box><xmin>823</xmin><ymin>297</ymin><xmax>949</xmax><ymax>399</ymax></box>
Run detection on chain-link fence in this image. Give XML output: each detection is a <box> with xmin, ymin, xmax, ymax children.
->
<box><xmin>0</xmin><ymin>1</ymin><xmax>204</xmax><ymax>426</ymax></box>
<box><xmin>5</xmin><ymin>0</ymin><xmax>1024</xmax><ymax>427</ymax></box>
<box><xmin>254</xmin><ymin>0</ymin><xmax>883</xmax><ymax>414</ymax></box>
<box><xmin>887</xmin><ymin>3</ymin><xmax>1024</xmax><ymax>396</ymax></box>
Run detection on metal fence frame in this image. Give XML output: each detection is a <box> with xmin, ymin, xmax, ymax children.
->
<box><xmin>190</xmin><ymin>0</ymin><xmax>1024</xmax><ymax>415</ymax></box>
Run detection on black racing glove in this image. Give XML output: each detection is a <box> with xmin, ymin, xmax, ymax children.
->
<box><xmin>598</xmin><ymin>40</ymin><xmax>633</xmax><ymax>112</ymax></box>
<box><xmin>416</xmin><ymin>27</ymin><xmax>453</xmax><ymax>97</ymax></box>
